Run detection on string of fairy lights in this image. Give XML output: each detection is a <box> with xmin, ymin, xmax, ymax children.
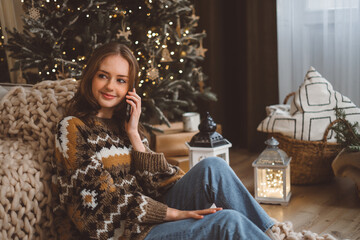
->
<box><xmin>257</xmin><ymin>169</ymin><xmax>284</xmax><ymax>198</ymax></box>
<box><xmin>18</xmin><ymin>0</ymin><xmax>206</xmax><ymax>95</ymax></box>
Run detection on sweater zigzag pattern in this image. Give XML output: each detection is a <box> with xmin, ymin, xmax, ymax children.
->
<box><xmin>52</xmin><ymin>116</ymin><xmax>184</xmax><ymax>240</ymax></box>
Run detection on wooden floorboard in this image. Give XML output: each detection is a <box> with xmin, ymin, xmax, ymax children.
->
<box><xmin>229</xmin><ymin>148</ymin><xmax>360</xmax><ymax>240</ymax></box>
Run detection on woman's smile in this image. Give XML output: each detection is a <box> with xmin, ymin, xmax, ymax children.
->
<box><xmin>101</xmin><ymin>92</ymin><xmax>116</xmax><ymax>100</ymax></box>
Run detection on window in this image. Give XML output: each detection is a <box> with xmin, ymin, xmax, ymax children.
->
<box><xmin>277</xmin><ymin>0</ymin><xmax>360</xmax><ymax>106</ymax></box>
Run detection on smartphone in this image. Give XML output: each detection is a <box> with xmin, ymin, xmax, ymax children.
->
<box><xmin>126</xmin><ymin>82</ymin><xmax>135</xmax><ymax>122</ymax></box>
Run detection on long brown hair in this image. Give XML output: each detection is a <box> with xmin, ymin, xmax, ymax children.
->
<box><xmin>65</xmin><ymin>42</ymin><xmax>143</xmax><ymax>134</ymax></box>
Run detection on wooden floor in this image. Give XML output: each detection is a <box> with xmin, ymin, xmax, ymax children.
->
<box><xmin>229</xmin><ymin>148</ymin><xmax>360</xmax><ymax>240</ymax></box>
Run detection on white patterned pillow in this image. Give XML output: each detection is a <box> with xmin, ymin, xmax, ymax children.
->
<box><xmin>257</xmin><ymin>67</ymin><xmax>360</xmax><ymax>142</ymax></box>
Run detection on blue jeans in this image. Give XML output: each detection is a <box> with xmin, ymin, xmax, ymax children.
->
<box><xmin>145</xmin><ymin>157</ymin><xmax>273</xmax><ymax>240</ymax></box>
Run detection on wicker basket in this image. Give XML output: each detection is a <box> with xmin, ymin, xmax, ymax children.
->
<box><xmin>269</xmin><ymin>93</ymin><xmax>342</xmax><ymax>185</ymax></box>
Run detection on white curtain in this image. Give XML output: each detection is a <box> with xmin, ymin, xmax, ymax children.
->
<box><xmin>277</xmin><ymin>0</ymin><xmax>360</xmax><ymax>106</ymax></box>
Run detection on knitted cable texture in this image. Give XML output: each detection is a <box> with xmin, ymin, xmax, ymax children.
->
<box><xmin>0</xmin><ymin>79</ymin><xmax>78</xmax><ymax>239</ymax></box>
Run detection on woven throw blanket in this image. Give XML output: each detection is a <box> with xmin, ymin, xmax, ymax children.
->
<box><xmin>257</xmin><ymin>67</ymin><xmax>360</xmax><ymax>142</ymax></box>
<box><xmin>0</xmin><ymin>79</ymin><xmax>77</xmax><ymax>239</ymax></box>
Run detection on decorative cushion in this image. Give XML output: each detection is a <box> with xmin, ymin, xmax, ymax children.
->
<box><xmin>257</xmin><ymin>67</ymin><xmax>360</xmax><ymax>142</ymax></box>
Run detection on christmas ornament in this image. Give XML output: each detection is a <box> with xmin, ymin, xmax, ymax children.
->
<box><xmin>193</xmin><ymin>67</ymin><xmax>204</xmax><ymax>92</ymax></box>
<box><xmin>29</xmin><ymin>1</ymin><xmax>40</xmax><ymax>20</ymax></box>
<box><xmin>195</xmin><ymin>38</ymin><xmax>208</xmax><ymax>57</ymax></box>
<box><xmin>160</xmin><ymin>48</ymin><xmax>173</xmax><ymax>62</ymax></box>
<box><xmin>147</xmin><ymin>54</ymin><xmax>159</xmax><ymax>80</ymax></box>
<box><xmin>160</xmin><ymin>40</ymin><xmax>173</xmax><ymax>62</ymax></box>
<box><xmin>116</xmin><ymin>22</ymin><xmax>132</xmax><ymax>41</ymax></box>
<box><xmin>180</xmin><ymin>51</ymin><xmax>187</xmax><ymax>57</ymax></box>
<box><xmin>146</xmin><ymin>67</ymin><xmax>159</xmax><ymax>80</ymax></box>
<box><xmin>189</xmin><ymin>6</ymin><xmax>200</xmax><ymax>26</ymax></box>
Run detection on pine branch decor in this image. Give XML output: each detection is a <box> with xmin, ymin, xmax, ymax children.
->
<box><xmin>331</xmin><ymin>107</ymin><xmax>360</xmax><ymax>152</ymax></box>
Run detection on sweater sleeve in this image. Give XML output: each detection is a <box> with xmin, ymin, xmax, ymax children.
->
<box><xmin>131</xmin><ymin>148</ymin><xmax>185</xmax><ymax>198</ymax></box>
<box><xmin>54</xmin><ymin>117</ymin><xmax>168</xmax><ymax>239</ymax></box>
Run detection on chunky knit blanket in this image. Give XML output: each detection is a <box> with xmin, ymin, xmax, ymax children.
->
<box><xmin>0</xmin><ymin>79</ymin><xmax>78</xmax><ymax>239</ymax></box>
<box><xmin>270</xmin><ymin>219</ymin><xmax>337</xmax><ymax>240</ymax></box>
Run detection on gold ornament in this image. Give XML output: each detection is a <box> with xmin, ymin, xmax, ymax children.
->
<box><xmin>180</xmin><ymin>51</ymin><xmax>187</xmax><ymax>57</ymax></box>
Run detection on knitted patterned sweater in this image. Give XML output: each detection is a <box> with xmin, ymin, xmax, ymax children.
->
<box><xmin>52</xmin><ymin>116</ymin><xmax>185</xmax><ymax>240</ymax></box>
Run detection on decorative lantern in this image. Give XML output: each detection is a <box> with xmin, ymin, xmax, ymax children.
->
<box><xmin>185</xmin><ymin>112</ymin><xmax>232</xmax><ymax>168</ymax></box>
<box><xmin>252</xmin><ymin>137</ymin><xmax>292</xmax><ymax>205</ymax></box>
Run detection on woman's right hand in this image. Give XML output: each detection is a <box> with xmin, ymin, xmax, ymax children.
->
<box><xmin>164</xmin><ymin>207</ymin><xmax>223</xmax><ymax>221</ymax></box>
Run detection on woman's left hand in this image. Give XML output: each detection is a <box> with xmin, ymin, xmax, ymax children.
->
<box><xmin>125</xmin><ymin>88</ymin><xmax>146</xmax><ymax>152</ymax></box>
<box><xmin>124</xmin><ymin>88</ymin><xmax>141</xmax><ymax>135</ymax></box>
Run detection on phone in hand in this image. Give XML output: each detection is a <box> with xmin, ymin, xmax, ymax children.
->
<box><xmin>126</xmin><ymin>82</ymin><xmax>135</xmax><ymax>122</ymax></box>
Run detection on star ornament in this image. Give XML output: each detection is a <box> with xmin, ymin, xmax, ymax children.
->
<box><xmin>189</xmin><ymin>6</ymin><xmax>200</xmax><ymax>24</ymax></box>
<box><xmin>196</xmin><ymin>44</ymin><xmax>208</xmax><ymax>57</ymax></box>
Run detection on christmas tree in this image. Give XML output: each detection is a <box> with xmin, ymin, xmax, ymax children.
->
<box><xmin>5</xmin><ymin>0</ymin><xmax>216</xmax><ymax>128</ymax></box>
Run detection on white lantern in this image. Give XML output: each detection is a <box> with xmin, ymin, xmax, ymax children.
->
<box><xmin>252</xmin><ymin>137</ymin><xmax>292</xmax><ymax>205</ymax></box>
<box><xmin>185</xmin><ymin>112</ymin><xmax>232</xmax><ymax>168</ymax></box>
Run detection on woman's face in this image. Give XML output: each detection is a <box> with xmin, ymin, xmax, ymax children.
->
<box><xmin>92</xmin><ymin>54</ymin><xmax>130</xmax><ymax>119</ymax></box>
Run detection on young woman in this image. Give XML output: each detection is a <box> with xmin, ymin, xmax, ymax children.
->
<box><xmin>52</xmin><ymin>42</ymin><xmax>278</xmax><ymax>240</ymax></box>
